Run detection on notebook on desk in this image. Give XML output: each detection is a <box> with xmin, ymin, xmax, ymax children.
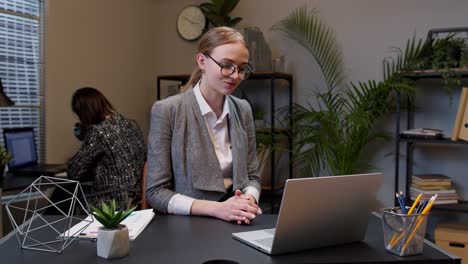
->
<box><xmin>232</xmin><ymin>173</ymin><xmax>384</xmax><ymax>255</ymax></box>
<box><xmin>3</xmin><ymin>127</ymin><xmax>66</xmax><ymax>176</ymax></box>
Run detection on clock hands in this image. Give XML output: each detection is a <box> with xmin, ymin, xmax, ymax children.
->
<box><xmin>183</xmin><ymin>16</ymin><xmax>201</xmax><ymax>25</ymax></box>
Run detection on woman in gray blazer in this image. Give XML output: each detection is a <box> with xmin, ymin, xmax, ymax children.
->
<box><xmin>146</xmin><ymin>27</ymin><xmax>262</xmax><ymax>224</ymax></box>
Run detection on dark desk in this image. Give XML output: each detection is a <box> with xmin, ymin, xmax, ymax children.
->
<box><xmin>0</xmin><ymin>173</ymin><xmax>40</xmax><ymax>192</ymax></box>
<box><xmin>0</xmin><ymin>213</ymin><xmax>460</xmax><ymax>264</ymax></box>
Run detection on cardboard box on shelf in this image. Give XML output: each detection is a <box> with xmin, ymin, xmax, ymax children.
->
<box><xmin>435</xmin><ymin>222</ymin><xmax>468</xmax><ymax>261</ymax></box>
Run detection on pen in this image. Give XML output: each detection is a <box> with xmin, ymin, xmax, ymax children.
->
<box><xmin>76</xmin><ymin>232</ymin><xmax>97</xmax><ymax>242</ymax></box>
<box><xmin>414</xmin><ymin>201</ymin><xmax>423</xmax><ymax>214</ymax></box>
<box><xmin>399</xmin><ymin>191</ymin><xmax>407</xmax><ymax>214</ymax></box>
<box><xmin>396</xmin><ymin>193</ymin><xmax>407</xmax><ymax>214</ymax></box>
<box><xmin>417</xmin><ymin>200</ymin><xmax>429</xmax><ymax>214</ymax></box>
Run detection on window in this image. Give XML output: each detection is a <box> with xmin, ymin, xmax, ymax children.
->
<box><xmin>0</xmin><ymin>0</ymin><xmax>44</xmax><ymax>160</ymax></box>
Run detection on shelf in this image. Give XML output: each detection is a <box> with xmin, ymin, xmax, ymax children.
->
<box><xmin>403</xmin><ymin>68</ymin><xmax>468</xmax><ymax>80</ymax></box>
<box><xmin>399</xmin><ymin>136</ymin><xmax>468</xmax><ymax>145</ymax></box>
<box><xmin>394</xmin><ymin>70</ymin><xmax>468</xmax><ymax>212</ymax></box>
<box><xmin>431</xmin><ymin>201</ymin><xmax>468</xmax><ymax>213</ymax></box>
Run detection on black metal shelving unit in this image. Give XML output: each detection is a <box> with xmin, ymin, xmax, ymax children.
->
<box><xmin>157</xmin><ymin>72</ymin><xmax>293</xmax><ymax>213</ymax></box>
<box><xmin>394</xmin><ymin>69</ymin><xmax>468</xmax><ymax>211</ymax></box>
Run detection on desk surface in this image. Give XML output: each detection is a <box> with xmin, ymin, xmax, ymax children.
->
<box><xmin>0</xmin><ymin>213</ymin><xmax>460</xmax><ymax>264</ymax></box>
<box><xmin>0</xmin><ymin>173</ymin><xmax>39</xmax><ymax>192</ymax></box>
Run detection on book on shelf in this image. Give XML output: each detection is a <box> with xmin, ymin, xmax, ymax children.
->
<box><xmin>412</xmin><ymin>174</ymin><xmax>452</xmax><ymax>182</ymax></box>
<box><xmin>433</xmin><ymin>199</ymin><xmax>459</xmax><ymax>205</ymax></box>
<box><xmin>411</xmin><ymin>192</ymin><xmax>458</xmax><ymax>198</ymax></box>
<box><xmin>411</xmin><ymin>182</ymin><xmax>452</xmax><ymax>190</ymax></box>
<box><xmin>410</xmin><ymin>186</ymin><xmax>456</xmax><ymax>195</ymax></box>
<box><xmin>410</xmin><ymin>195</ymin><xmax>459</xmax><ymax>205</ymax></box>
<box><xmin>412</xmin><ymin>176</ymin><xmax>452</xmax><ymax>190</ymax></box>
<box><xmin>401</xmin><ymin>128</ymin><xmax>443</xmax><ymax>138</ymax></box>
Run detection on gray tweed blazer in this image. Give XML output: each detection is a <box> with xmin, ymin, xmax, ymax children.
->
<box><xmin>146</xmin><ymin>87</ymin><xmax>260</xmax><ymax>213</ymax></box>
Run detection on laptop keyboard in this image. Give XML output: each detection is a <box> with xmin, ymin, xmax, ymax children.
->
<box><xmin>253</xmin><ymin>237</ymin><xmax>273</xmax><ymax>248</ymax></box>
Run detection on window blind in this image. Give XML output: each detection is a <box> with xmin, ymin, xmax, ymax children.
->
<box><xmin>0</xmin><ymin>0</ymin><xmax>44</xmax><ymax>161</ymax></box>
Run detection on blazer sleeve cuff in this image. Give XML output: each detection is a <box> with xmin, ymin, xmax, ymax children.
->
<box><xmin>242</xmin><ymin>186</ymin><xmax>260</xmax><ymax>204</ymax></box>
<box><xmin>167</xmin><ymin>194</ymin><xmax>196</xmax><ymax>215</ymax></box>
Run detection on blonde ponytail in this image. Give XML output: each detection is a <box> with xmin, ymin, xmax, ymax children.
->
<box><xmin>181</xmin><ymin>68</ymin><xmax>202</xmax><ymax>93</ymax></box>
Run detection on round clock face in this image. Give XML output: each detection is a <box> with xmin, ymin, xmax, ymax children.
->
<box><xmin>177</xmin><ymin>5</ymin><xmax>207</xmax><ymax>41</ymax></box>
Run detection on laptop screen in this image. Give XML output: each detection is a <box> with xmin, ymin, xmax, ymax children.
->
<box><xmin>4</xmin><ymin>128</ymin><xmax>38</xmax><ymax>169</ymax></box>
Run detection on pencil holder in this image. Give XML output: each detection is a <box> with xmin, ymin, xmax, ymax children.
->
<box><xmin>381</xmin><ymin>207</ymin><xmax>429</xmax><ymax>256</ymax></box>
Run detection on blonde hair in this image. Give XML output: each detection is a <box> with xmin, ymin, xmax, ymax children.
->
<box><xmin>181</xmin><ymin>27</ymin><xmax>248</xmax><ymax>92</ymax></box>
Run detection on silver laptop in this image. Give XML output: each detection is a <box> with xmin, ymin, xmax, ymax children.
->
<box><xmin>232</xmin><ymin>173</ymin><xmax>383</xmax><ymax>255</ymax></box>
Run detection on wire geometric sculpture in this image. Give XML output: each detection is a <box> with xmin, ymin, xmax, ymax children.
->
<box><xmin>5</xmin><ymin>176</ymin><xmax>93</xmax><ymax>253</ymax></box>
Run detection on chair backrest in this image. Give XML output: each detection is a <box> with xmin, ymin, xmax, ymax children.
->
<box><xmin>141</xmin><ymin>162</ymin><xmax>149</xmax><ymax>209</ymax></box>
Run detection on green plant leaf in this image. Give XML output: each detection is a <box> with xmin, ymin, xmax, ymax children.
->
<box><xmin>220</xmin><ymin>0</ymin><xmax>239</xmax><ymax>15</ymax></box>
<box><xmin>117</xmin><ymin>206</ymin><xmax>137</xmax><ymax>224</ymax></box>
<box><xmin>90</xmin><ymin>200</ymin><xmax>136</xmax><ymax>229</ymax></box>
<box><xmin>227</xmin><ymin>17</ymin><xmax>242</xmax><ymax>27</ymax></box>
<box><xmin>110</xmin><ymin>200</ymin><xmax>116</xmax><ymax>215</ymax></box>
<box><xmin>272</xmin><ymin>5</ymin><xmax>345</xmax><ymax>91</ymax></box>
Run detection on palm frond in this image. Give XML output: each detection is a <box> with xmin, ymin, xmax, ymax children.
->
<box><xmin>272</xmin><ymin>5</ymin><xmax>345</xmax><ymax>90</ymax></box>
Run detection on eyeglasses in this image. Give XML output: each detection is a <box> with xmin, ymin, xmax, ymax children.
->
<box><xmin>204</xmin><ymin>53</ymin><xmax>253</xmax><ymax>80</ymax></box>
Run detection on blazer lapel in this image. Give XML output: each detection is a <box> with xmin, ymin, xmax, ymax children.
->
<box><xmin>228</xmin><ymin>97</ymin><xmax>248</xmax><ymax>190</ymax></box>
<box><xmin>184</xmin><ymin>89</ymin><xmax>225</xmax><ymax>193</ymax></box>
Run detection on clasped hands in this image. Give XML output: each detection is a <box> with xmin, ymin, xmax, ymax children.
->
<box><xmin>216</xmin><ymin>189</ymin><xmax>262</xmax><ymax>225</ymax></box>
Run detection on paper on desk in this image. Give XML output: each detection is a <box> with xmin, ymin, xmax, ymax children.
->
<box><xmin>61</xmin><ymin>209</ymin><xmax>155</xmax><ymax>241</ymax></box>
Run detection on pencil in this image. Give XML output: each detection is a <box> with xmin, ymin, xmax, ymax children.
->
<box><xmin>407</xmin><ymin>193</ymin><xmax>422</xmax><ymax>215</ymax></box>
<box><xmin>401</xmin><ymin>194</ymin><xmax>438</xmax><ymax>253</ymax></box>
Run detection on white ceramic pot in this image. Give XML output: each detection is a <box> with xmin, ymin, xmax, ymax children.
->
<box><xmin>97</xmin><ymin>224</ymin><xmax>129</xmax><ymax>259</ymax></box>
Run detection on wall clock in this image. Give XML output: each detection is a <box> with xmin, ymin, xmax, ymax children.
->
<box><xmin>177</xmin><ymin>5</ymin><xmax>207</xmax><ymax>41</ymax></box>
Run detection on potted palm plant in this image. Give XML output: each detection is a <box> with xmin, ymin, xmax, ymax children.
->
<box><xmin>91</xmin><ymin>200</ymin><xmax>136</xmax><ymax>259</ymax></box>
<box><xmin>272</xmin><ymin>6</ymin><xmax>425</xmax><ymax>177</ymax></box>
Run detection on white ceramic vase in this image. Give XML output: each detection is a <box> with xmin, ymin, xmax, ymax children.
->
<box><xmin>97</xmin><ymin>224</ymin><xmax>129</xmax><ymax>259</ymax></box>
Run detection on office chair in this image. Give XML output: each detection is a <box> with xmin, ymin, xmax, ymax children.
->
<box><xmin>141</xmin><ymin>163</ymin><xmax>149</xmax><ymax>209</ymax></box>
<box><xmin>44</xmin><ymin>164</ymin><xmax>147</xmax><ymax>215</ymax></box>
<box><xmin>85</xmin><ymin>162</ymin><xmax>149</xmax><ymax>210</ymax></box>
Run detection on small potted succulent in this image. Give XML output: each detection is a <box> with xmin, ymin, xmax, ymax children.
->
<box><xmin>91</xmin><ymin>200</ymin><xmax>136</xmax><ymax>259</ymax></box>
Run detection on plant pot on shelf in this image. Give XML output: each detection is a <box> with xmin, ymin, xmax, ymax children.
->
<box><xmin>97</xmin><ymin>224</ymin><xmax>129</xmax><ymax>259</ymax></box>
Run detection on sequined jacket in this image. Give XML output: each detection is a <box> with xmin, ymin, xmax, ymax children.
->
<box><xmin>67</xmin><ymin>114</ymin><xmax>147</xmax><ymax>209</ymax></box>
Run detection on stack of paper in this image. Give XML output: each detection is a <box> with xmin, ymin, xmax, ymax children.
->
<box><xmin>410</xmin><ymin>174</ymin><xmax>459</xmax><ymax>204</ymax></box>
<box><xmin>62</xmin><ymin>209</ymin><xmax>155</xmax><ymax>241</ymax></box>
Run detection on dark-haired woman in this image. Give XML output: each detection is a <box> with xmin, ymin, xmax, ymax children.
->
<box><xmin>67</xmin><ymin>87</ymin><xmax>146</xmax><ymax>209</ymax></box>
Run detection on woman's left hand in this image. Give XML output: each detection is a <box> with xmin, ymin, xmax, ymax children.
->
<box><xmin>234</xmin><ymin>189</ymin><xmax>262</xmax><ymax>224</ymax></box>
